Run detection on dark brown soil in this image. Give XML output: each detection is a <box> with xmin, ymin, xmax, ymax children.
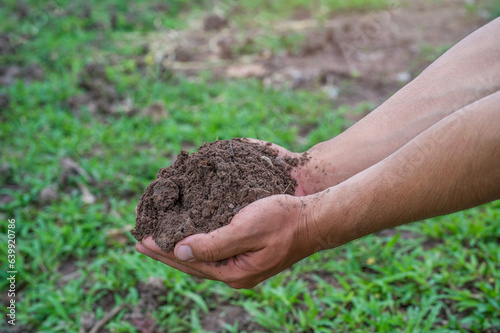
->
<box><xmin>131</xmin><ymin>138</ymin><xmax>298</xmax><ymax>253</ymax></box>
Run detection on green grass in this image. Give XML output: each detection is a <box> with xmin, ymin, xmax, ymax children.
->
<box><xmin>1</xmin><ymin>0</ymin><xmax>499</xmax><ymax>332</ymax></box>
<box><xmin>208</xmin><ymin>0</ymin><xmax>395</xmax><ymax>27</ymax></box>
<box><xmin>466</xmin><ymin>0</ymin><xmax>500</xmax><ymax>19</ymax></box>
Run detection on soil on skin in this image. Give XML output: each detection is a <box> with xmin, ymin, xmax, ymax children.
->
<box><xmin>131</xmin><ymin>138</ymin><xmax>299</xmax><ymax>253</ymax></box>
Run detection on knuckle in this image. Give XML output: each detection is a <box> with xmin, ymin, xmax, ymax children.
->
<box><xmin>244</xmin><ymin>281</ymin><xmax>258</xmax><ymax>289</ymax></box>
<box><xmin>228</xmin><ymin>281</ymin><xmax>256</xmax><ymax>289</ymax></box>
<box><xmin>225</xmin><ymin>276</ymin><xmax>256</xmax><ymax>289</ymax></box>
<box><xmin>198</xmin><ymin>241</ymin><xmax>217</xmax><ymax>262</ymax></box>
<box><xmin>224</xmin><ymin>275</ymin><xmax>244</xmax><ymax>289</ymax></box>
<box><xmin>226</xmin><ymin>281</ymin><xmax>245</xmax><ymax>289</ymax></box>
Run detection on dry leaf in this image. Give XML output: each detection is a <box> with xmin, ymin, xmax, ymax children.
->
<box><xmin>79</xmin><ymin>183</ymin><xmax>96</xmax><ymax>204</ymax></box>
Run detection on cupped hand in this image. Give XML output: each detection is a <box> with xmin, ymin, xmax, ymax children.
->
<box><xmin>136</xmin><ymin>193</ymin><xmax>317</xmax><ymax>288</ymax></box>
<box><xmin>135</xmin><ymin>139</ymin><xmax>318</xmax><ymax>288</ymax></box>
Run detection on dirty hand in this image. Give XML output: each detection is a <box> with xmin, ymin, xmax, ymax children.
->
<box><xmin>135</xmin><ymin>140</ymin><xmax>319</xmax><ymax>288</ymax></box>
<box><xmin>136</xmin><ymin>193</ymin><xmax>318</xmax><ymax>289</ymax></box>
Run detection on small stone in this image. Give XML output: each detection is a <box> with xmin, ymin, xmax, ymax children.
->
<box><xmin>322</xmin><ymin>85</ymin><xmax>339</xmax><ymax>100</ymax></box>
<box><xmin>274</xmin><ymin>156</ymin><xmax>285</xmax><ymax>166</ymax></box>
<box><xmin>395</xmin><ymin>71</ymin><xmax>411</xmax><ymax>83</ymax></box>
<box><xmin>39</xmin><ymin>186</ymin><xmax>59</xmax><ymax>204</ymax></box>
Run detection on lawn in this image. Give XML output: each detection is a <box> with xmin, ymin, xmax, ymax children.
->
<box><xmin>1</xmin><ymin>0</ymin><xmax>499</xmax><ymax>332</ymax></box>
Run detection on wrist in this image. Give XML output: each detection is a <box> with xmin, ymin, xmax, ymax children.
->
<box><xmin>299</xmin><ymin>138</ymin><xmax>369</xmax><ymax>195</ymax></box>
<box><xmin>303</xmin><ymin>183</ymin><xmax>369</xmax><ymax>253</ymax></box>
<box><xmin>296</xmin><ymin>141</ymin><xmax>342</xmax><ymax>195</ymax></box>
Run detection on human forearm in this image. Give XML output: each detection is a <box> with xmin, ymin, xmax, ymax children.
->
<box><xmin>301</xmin><ymin>18</ymin><xmax>500</xmax><ymax>194</ymax></box>
<box><xmin>135</xmin><ymin>20</ymin><xmax>500</xmax><ymax>288</ymax></box>
<box><xmin>137</xmin><ymin>92</ymin><xmax>500</xmax><ymax>288</ymax></box>
<box><xmin>308</xmin><ymin>91</ymin><xmax>500</xmax><ymax>250</ymax></box>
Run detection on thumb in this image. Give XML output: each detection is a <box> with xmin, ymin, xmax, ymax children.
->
<box><xmin>174</xmin><ymin>208</ymin><xmax>263</xmax><ymax>262</ymax></box>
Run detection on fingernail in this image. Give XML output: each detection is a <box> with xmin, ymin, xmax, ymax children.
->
<box><xmin>176</xmin><ymin>245</ymin><xmax>194</xmax><ymax>262</ymax></box>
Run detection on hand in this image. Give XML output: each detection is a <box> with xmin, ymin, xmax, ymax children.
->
<box><xmin>136</xmin><ymin>193</ymin><xmax>316</xmax><ymax>289</ymax></box>
<box><xmin>135</xmin><ymin>139</ymin><xmax>317</xmax><ymax>288</ymax></box>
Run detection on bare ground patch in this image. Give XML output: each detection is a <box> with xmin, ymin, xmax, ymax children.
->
<box><xmin>141</xmin><ymin>1</ymin><xmax>487</xmax><ymax>109</ymax></box>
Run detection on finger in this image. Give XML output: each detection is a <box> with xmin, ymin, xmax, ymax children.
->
<box><xmin>141</xmin><ymin>237</ymin><xmax>217</xmax><ymax>270</ymax></box>
<box><xmin>135</xmin><ymin>206</ymin><xmax>138</xmax><ymax>215</ymax></box>
<box><xmin>173</xmin><ymin>203</ymin><xmax>268</xmax><ymax>263</ymax></box>
<box><xmin>135</xmin><ymin>242</ymin><xmax>211</xmax><ymax>279</ymax></box>
<box><xmin>141</xmin><ymin>238</ymin><xmax>247</xmax><ymax>282</ymax></box>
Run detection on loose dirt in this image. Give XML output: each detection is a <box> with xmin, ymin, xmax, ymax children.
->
<box><xmin>131</xmin><ymin>138</ymin><xmax>299</xmax><ymax>253</ymax></box>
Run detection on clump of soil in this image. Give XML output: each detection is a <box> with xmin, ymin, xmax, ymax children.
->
<box><xmin>131</xmin><ymin>138</ymin><xmax>299</xmax><ymax>253</ymax></box>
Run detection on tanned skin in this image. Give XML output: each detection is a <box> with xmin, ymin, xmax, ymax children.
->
<box><xmin>136</xmin><ymin>18</ymin><xmax>500</xmax><ymax>289</ymax></box>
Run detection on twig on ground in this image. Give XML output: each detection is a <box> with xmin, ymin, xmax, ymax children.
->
<box><xmin>88</xmin><ymin>303</ymin><xmax>127</xmax><ymax>333</ymax></box>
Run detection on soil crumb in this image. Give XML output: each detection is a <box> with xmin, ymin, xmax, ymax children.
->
<box><xmin>131</xmin><ymin>138</ymin><xmax>298</xmax><ymax>253</ymax></box>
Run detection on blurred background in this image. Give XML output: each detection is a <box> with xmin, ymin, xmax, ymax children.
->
<box><xmin>1</xmin><ymin>0</ymin><xmax>499</xmax><ymax>332</ymax></box>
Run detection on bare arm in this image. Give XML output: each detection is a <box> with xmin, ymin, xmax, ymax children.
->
<box><xmin>135</xmin><ymin>19</ymin><xmax>500</xmax><ymax>289</ymax></box>
<box><xmin>299</xmin><ymin>17</ymin><xmax>500</xmax><ymax>194</ymax></box>
<box><xmin>137</xmin><ymin>89</ymin><xmax>500</xmax><ymax>289</ymax></box>
<box><xmin>306</xmin><ymin>90</ymin><xmax>500</xmax><ymax>250</ymax></box>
